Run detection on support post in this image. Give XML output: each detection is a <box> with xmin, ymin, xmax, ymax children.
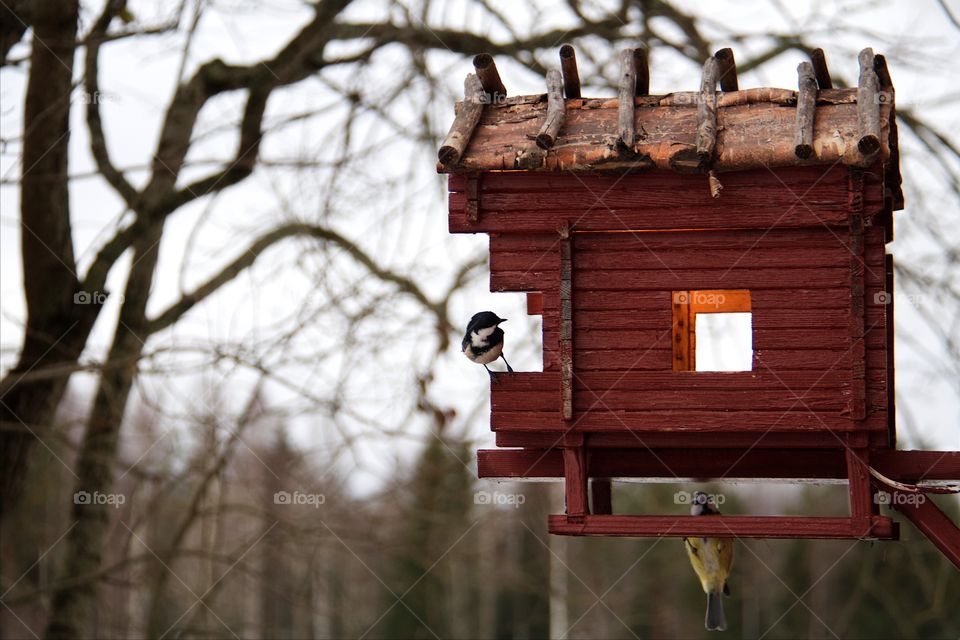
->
<box><xmin>846</xmin><ymin>446</ymin><xmax>874</xmax><ymax>536</ymax></box>
<box><xmin>562</xmin><ymin>437</ymin><xmax>588</xmax><ymax>520</ymax></box>
<box><xmin>891</xmin><ymin>491</ymin><xmax>960</xmax><ymax>570</ymax></box>
<box><xmin>559</xmin><ymin>224</ymin><xmax>573</xmax><ymax>420</ymax></box>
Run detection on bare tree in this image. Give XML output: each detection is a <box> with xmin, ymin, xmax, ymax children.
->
<box><xmin>0</xmin><ymin>1</ymin><xmax>957</xmax><ymax>638</ymax></box>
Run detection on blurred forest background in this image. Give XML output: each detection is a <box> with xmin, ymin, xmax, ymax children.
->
<box><xmin>0</xmin><ymin>0</ymin><xmax>958</xmax><ymax>638</ymax></box>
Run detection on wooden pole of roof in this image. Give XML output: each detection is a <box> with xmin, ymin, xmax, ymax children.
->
<box><xmin>536</xmin><ymin>68</ymin><xmax>566</xmax><ymax>149</ymax></box>
<box><xmin>617</xmin><ymin>48</ymin><xmax>637</xmax><ymax>149</ymax></box>
<box><xmin>437</xmin><ymin>73</ymin><xmax>486</xmax><ymax>166</ymax></box>
<box><xmin>696</xmin><ymin>55</ymin><xmax>719</xmax><ymax>164</ymax></box>
<box><xmin>559</xmin><ymin>44</ymin><xmax>581</xmax><ymax>98</ymax></box>
<box><xmin>633</xmin><ymin>47</ymin><xmax>649</xmax><ymax>95</ymax></box>
<box><xmin>794</xmin><ymin>61</ymin><xmax>817</xmax><ymax>159</ymax></box>
<box><xmin>714</xmin><ymin>47</ymin><xmax>738</xmax><ymax>91</ymax></box>
<box><xmin>810</xmin><ymin>48</ymin><xmax>833</xmax><ymax>89</ymax></box>
<box><xmin>473</xmin><ymin>53</ymin><xmax>506</xmax><ymax>101</ymax></box>
<box><xmin>857</xmin><ymin>47</ymin><xmax>881</xmax><ymax>155</ymax></box>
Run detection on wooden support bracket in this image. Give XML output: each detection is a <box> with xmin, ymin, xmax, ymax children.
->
<box><xmin>890</xmin><ymin>490</ymin><xmax>960</xmax><ymax>570</ymax></box>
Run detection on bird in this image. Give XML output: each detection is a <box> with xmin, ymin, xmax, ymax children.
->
<box><xmin>462</xmin><ymin>311</ymin><xmax>514</xmax><ymax>379</ymax></box>
<box><xmin>683</xmin><ymin>491</ymin><xmax>734</xmax><ymax>632</ymax></box>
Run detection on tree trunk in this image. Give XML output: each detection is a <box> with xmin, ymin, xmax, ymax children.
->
<box><xmin>0</xmin><ymin>0</ymin><xmax>94</xmax><ymax>519</ymax></box>
<box><xmin>45</xmin><ymin>225</ymin><xmax>162</xmax><ymax>638</ymax></box>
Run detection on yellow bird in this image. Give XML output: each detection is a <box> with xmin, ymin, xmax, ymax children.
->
<box><xmin>683</xmin><ymin>491</ymin><xmax>734</xmax><ymax>631</ymax></box>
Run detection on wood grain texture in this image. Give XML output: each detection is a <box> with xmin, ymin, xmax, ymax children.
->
<box><xmin>547</xmin><ymin>514</ymin><xmax>895</xmax><ymax>539</ymax></box>
<box><xmin>439</xmin><ymin>87</ymin><xmax>893</xmax><ymax>174</ymax></box>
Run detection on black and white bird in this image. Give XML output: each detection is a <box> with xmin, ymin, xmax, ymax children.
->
<box><xmin>462</xmin><ymin>311</ymin><xmax>514</xmax><ymax>379</ymax></box>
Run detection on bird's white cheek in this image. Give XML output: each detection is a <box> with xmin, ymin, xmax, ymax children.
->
<box><xmin>471</xmin><ymin>327</ymin><xmax>493</xmax><ymax>347</ymax></box>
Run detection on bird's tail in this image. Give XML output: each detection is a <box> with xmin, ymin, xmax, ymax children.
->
<box><xmin>705</xmin><ymin>591</ymin><xmax>727</xmax><ymax>631</ymax></box>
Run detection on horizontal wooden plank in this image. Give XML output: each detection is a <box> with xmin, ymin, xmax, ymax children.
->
<box><xmin>571</xmin><ymin>227</ymin><xmax>851</xmax><ymax>251</ymax></box>
<box><xmin>573</xmin><ymin>370</ymin><xmax>855</xmax><ymax>391</ymax></box>
<box><xmin>452</xmin><ymin>205</ymin><xmax>850</xmax><ymax>234</ymax></box>
<box><xmin>491</xmin><ymin>410</ymin><xmax>884</xmax><ymax>433</ymax></box>
<box><xmin>570</xmin><ymin>246</ymin><xmax>884</xmax><ymax>271</ymax></box>
<box><xmin>571</xmin><ymin>289</ymin><xmax>850</xmax><ymax>311</ymax></box>
<box><xmin>494</xmin><ymin>431</ymin><xmax>872</xmax><ymax>448</ymax></box>
<box><xmin>574</xmin><ymin>267</ymin><xmax>850</xmax><ymax>290</ymax></box>
<box><xmin>478</xmin><ymin>448</ymin><xmax>852</xmax><ymax>480</ymax></box>
<box><xmin>547</xmin><ymin>515</ymin><xmax>895</xmax><ymax>539</ymax></box>
<box><xmin>479</xmin><ymin>449</ymin><xmax>960</xmax><ymax>482</ymax></box>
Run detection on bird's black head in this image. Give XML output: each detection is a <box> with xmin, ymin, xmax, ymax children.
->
<box><xmin>690</xmin><ymin>491</ymin><xmax>720</xmax><ymax>516</ymax></box>
<box><xmin>467</xmin><ymin>311</ymin><xmax>506</xmax><ymax>331</ymax></box>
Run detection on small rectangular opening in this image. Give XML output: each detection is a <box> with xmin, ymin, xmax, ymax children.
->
<box><xmin>695</xmin><ymin>312</ymin><xmax>753</xmax><ymax>371</ymax></box>
<box><xmin>672</xmin><ymin>290</ymin><xmax>753</xmax><ymax>371</ymax></box>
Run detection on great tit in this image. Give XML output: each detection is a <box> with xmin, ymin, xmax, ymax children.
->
<box><xmin>683</xmin><ymin>491</ymin><xmax>734</xmax><ymax>631</ymax></box>
<box><xmin>462</xmin><ymin>311</ymin><xmax>514</xmax><ymax>379</ymax></box>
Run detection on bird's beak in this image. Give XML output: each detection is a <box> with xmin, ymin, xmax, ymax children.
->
<box><xmin>498</xmin><ymin>318</ymin><xmax>507</xmax><ymax>324</ymax></box>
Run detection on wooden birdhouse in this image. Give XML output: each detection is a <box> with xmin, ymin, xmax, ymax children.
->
<box><xmin>440</xmin><ymin>47</ymin><xmax>960</xmax><ymax>565</ymax></box>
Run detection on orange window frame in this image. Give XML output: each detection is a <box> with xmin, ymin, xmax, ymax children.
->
<box><xmin>672</xmin><ymin>290</ymin><xmax>752</xmax><ymax>371</ymax></box>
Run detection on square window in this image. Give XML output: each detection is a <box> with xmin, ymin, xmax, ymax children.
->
<box><xmin>672</xmin><ymin>290</ymin><xmax>753</xmax><ymax>371</ymax></box>
<box><xmin>695</xmin><ymin>312</ymin><xmax>753</xmax><ymax>371</ymax></box>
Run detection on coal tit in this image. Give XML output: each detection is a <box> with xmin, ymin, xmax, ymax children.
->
<box><xmin>462</xmin><ymin>311</ymin><xmax>514</xmax><ymax>379</ymax></box>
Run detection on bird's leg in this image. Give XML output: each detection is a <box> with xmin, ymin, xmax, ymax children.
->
<box><xmin>484</xmin><ymin>364</ymin><xmax>499</xmax><ymax>384</ymax></box>
<box><xmin>500</xmin><ymin>354</ymin><xmax>514</xmax><ymax>373</ymax></box>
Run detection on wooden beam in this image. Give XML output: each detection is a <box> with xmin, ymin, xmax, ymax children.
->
<box><xmin>846</xmin><ymin>447</ymin><xmax>874</xmax><ymax>535</ymax></box>
<box><xmin>473</xmin><ymin>53</ymin><xmax>506</xmax><ymax>101</ymax></box>
<box><xmin>478</xmin><ymin>448</ymin><xmax>960</xmax><ymax>481</ymax></box>
<box><xmin>536</xmin><ymin>68</ymin><xmax>566</xmax><ymax>149</ymax></box>
<box><xmin>810</xmin><ymin>48</ymin><xmax>833</xmax><ymax>89</ymax></box>
<box><xmin>714</xmin><ymin>47</ymin><xmax>738</xmax><ymax>92</ymax></box>
<box><xmin>548</xmin><ymin>514</ymin><xmax>896</xmax><ymax>539</ymax></box>
<box><xmin>559</xmin><ymin>44</ymin><xmax>581</xmax><ymax>99</ymax></box>
<box><xmin>634</xmin><ymin>47</ymin><xmax>650</xmax><ymax>96</ymax></box>
<box><xmin>438</xmin><ymin>74</ymin><xmax>485</xmax><ymax>165</ymax></box>
<box><xmin>891</xmin><ymin>490</ymin><xmax>960</xmax><ymax>569</ymax></box>
<box><xmin>559</xmin><ymin>225</ymin><xmax>573</xmax><ymax>420</ymax></box>
<box><xmin>856</xmin><ymin>47</ymin><xmax>881</xmax><ymax>156</ymax></box>
<box><xmin>526</xmin><ymin>292</ymin><xmax>543</xmax><ymax>315</ymax></box>
<box><xmin>562</xmin><ymin>446</ymin><xmax>588</xmax><ymax>518</ymax></box>
<box><xmin>696</xmin><ymin>56</ymin><xmax>719</xmax><ymax>165</ymax></box>
<box><xmin>617</xmin><ymin>48</ymin><xmax>636</xmax><ymax>149</ymax></box>
<box><xmin>795</xmin><ymin>61</ymin><xmax>817</xmax><ymax>159</ymax></box>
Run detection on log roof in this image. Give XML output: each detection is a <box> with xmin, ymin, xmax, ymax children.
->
<box><xmin>437</xmin><ymin>47</ymin><xmax>902</xmax><ymax>210</ymax></box>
